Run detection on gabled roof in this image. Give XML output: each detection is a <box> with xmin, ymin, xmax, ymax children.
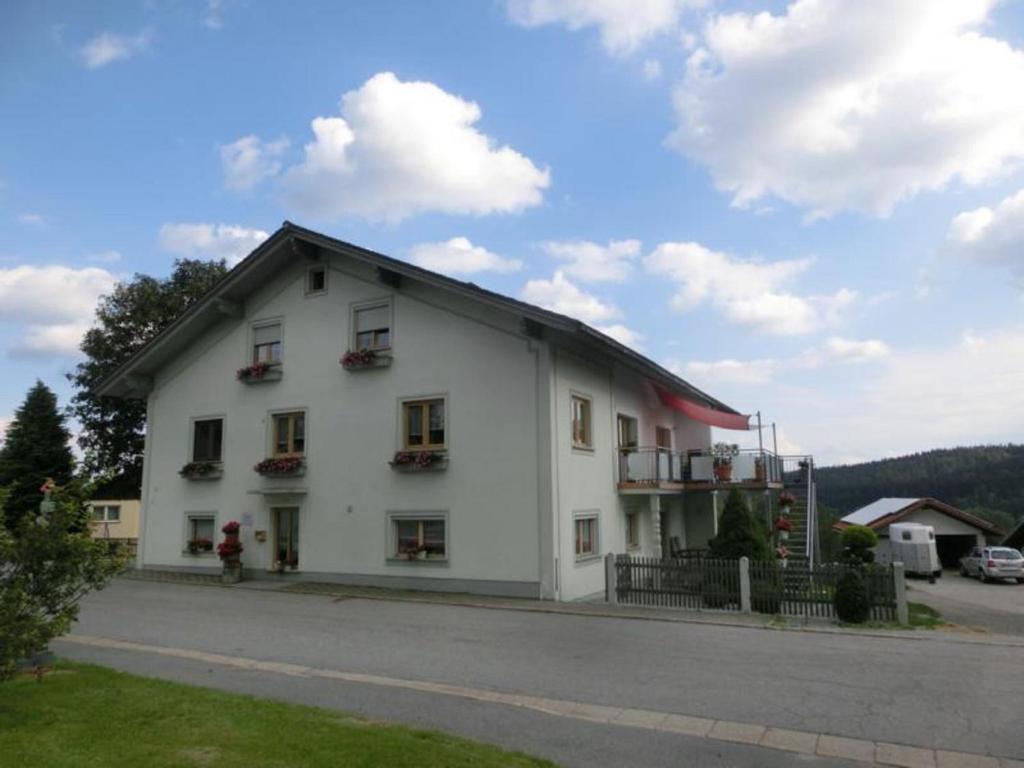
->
<box><xmin>836</xmin><ymin>497</ymin><xmax>1002</xmax><ymax>535</ymax></box>
<box><xmin>95</xmin><ymin>222</ymin><xmax>741</xmax><ymax>419</ymax></box>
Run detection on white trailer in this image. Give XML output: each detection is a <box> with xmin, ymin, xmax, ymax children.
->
<box><xmin>877</xmin><ymin>523</ymin><xmax>942</xmax><ymax>578</ymax></box>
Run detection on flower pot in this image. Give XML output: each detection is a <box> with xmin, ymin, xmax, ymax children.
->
<box><xmin>713</xmin><ymin>464</ymin><xmax>733</xmax><ymax>482</ymax></box>
<box><xmin>755</xmin><ymin>463</ymin><xmax>766</xmax><ymax>482</ymax></box>
<box><xmin>777</xmin><ymin>530</ymin><xmax>789</xmax><ymax>542</ymax></box>
<box><xmin>222</xmin><ymin>563</ymin><xmax>242</xmax><ymax>584</ymax></box>
<box><xmin>416</xmin><ymin>550</ymin><xmax>427</xmax><ymax>560</ymax></box>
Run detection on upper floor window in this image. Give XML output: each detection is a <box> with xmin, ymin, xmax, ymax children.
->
<box><xmin>656</xmin><ymin>426</ymin><xmax>672</xmax><ymax>450</ymax></box>
<box><xmin>403</xmin><ymin>399</ymin><xmax>445</xmax><ymax>450</ymax></box>
<box><xmin>571</xmin><ymin>395</ymin><xmax>592</xmax><ymax>449</ymax></box>
<box><xmin>273</xmin><ymin>411</ymin><xmax>306</xmax><ymax>456</ymax></box>
<box><xmin>353</xmin><ymin>301</ymin><xmax>391</xmax><ymax>351</ymax></box>
<box><xmin>617</xmin><ymin>414</ymin><xmax>638</xmax><ymax>449</ymax></box>
<box><xmin>91</xmin><ymin>504</ymin><xmax>121</xmax><ymax>523</ymax></box>
<box><xmin>306</xmin><ymin>266</ymin><xmax>327</xmax><ymax>295</ymax></box>
<box><xmin>193</xmin><ymin>418</ymin><xmax>223</xmax><ymax>463</ymax></box>
<box><xmin>252</xmin><ymin>322</ymin><xmax>282</xmax><ymax>365</ymax></box>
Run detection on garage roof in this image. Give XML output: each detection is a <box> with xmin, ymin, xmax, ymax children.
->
<box><xmin>836</xmin><ymin>497</ymin><xmax>1002</xmax><ymax>535</ymax></box>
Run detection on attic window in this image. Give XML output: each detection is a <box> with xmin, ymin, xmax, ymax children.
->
<box><xmin>306</xmin><ymin>266</ymin><xmax>327</xmax><ymax>296</ymax></box>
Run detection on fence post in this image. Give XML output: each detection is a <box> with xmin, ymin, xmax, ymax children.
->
<box><xmin>739</xmin><ymin>556</ymin><xmax>751</xmax><ymax>613</ymax></box>
<box><xmin>893</xmin><ymin>562</ymin><xmax>908</xmax><ymax>625</ymax></box>
<box><xmin>605</xmin><ymin>553</ymin><xmax>618</xmax><ymax>605</ymax></box>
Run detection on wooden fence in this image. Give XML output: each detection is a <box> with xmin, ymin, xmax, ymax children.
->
<box><xmin>612</xmin><ymin>554</ymin><xmax>898</xmax><ymax>622</ymax></box>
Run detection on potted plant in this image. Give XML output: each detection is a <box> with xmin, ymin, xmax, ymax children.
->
<box><xmin>778</xmin><ymin>490</ymin><xmax>796</xmax><ymax>509</ymax></box>
<box><xmin>389</xmin><ymin>450</ymin><xmax>447</xmax><ymax>472</ymax></box>
<box><xmin>340</xmin><ymin>349</ymin><xmax>391</xmax><ymax>370</ymax></box>
<box><xmin>217</xmin><ymin>521</ymin><xmax>244</xmax><ymax>583</ymax></box>
<box><xmin>775</xmin><ymin>543</ymin><xmax>790</xmax><ymax>566</ymax></box>
<box><xmin>254</xmin><ymin>457</ymin><xmax>305</xmax><ymax>476</ymax></box>
<box><xmin>754</xmin><ymin>454</ymin><xmax>766</xmax><ymax>482</ymax></box>
<box><xmin>236</xmin><ymin>362</ymin><xmax>270</xmax><ymax>381</ymax></box>
<box><xmin>798</xmin><ymin>458</ymin><xmax>810</xmax><ymax>482</ymax></box>
<box><xmin>774</xmin><ymin>515</ymin><xmax>792</xmax><ymax>541</ymax></box>
<box><xmin>710</xmin><ymin>442</ymin><xmax>739</xmax><ymax>482</ymax></box>
<box><xmin>186</xmin><ymin>537</ymin><xmax>213</xmax><ymax>554</ymax></box>
<box><xmin>179</xmin><ymin>461</ymin><xmax>222</xmax><ymax>480</ymax></box>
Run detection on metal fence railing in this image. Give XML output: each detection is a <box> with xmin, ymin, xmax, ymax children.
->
<box><xmin>613</xmin><ymin>554</ymin><xmax>742</xmax><ymax>611</ymax></box>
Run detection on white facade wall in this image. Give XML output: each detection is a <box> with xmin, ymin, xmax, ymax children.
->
<box><xmin>140</xmin><ymin>257</ymin><xmax>543</xmax><ymax>597</ymax></box>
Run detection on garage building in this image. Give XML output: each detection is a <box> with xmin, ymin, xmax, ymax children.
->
<box><xmin>836</xmin><ymin>497</ymin><xmax>1003</xmax><ymax>569</ymax></box>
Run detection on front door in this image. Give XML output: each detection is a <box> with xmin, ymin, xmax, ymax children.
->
<box><xmin>272</xmin><ymin>507</ymin><xmax>300</xmax><ymax>570</ymax></box>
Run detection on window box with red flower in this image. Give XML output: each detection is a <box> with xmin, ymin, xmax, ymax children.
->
<box><xmin>389</xmin><ymin>450</ymin><xmax>447</xmax><ymax>473</ymax></box>
<box><xmin>253</xmin><ymin>457</ymin><xmax>306</xmax><ymax>477</ymax></box>
<box><xmin>236</xmin><ymin>362</ymin><xmax>282</xmax><ymax>383</ymax></box>
<box><xmin>340</xmin><ymin>349</ymin><xmax>392</xmax><ymax>371</ymax></box>
<box><xmin>179</xmin><ymin>461</ymin><xmax>223</xmax><ymax>481</ymax></box>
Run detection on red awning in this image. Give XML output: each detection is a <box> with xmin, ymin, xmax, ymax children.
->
<box><xmin>653</xmin><ymin>384</ymin><xmax>751</xmax><ymax>431</ymax></box>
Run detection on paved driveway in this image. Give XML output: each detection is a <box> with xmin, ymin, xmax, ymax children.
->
<box><xmin>909</xmin><ymin>572</ymin><xmax>1024</xmax><ymax>636</ymax></box>
<box><xmin>52</xmin><ymin>579</ymin><xmax>1024</xmax><ymax>767</ymax></box>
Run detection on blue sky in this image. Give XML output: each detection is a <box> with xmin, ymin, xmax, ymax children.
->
<box><xmin>2</xmin><ymin>0</ymin><xmax>1024</xmax><ymax>464</ymax></box>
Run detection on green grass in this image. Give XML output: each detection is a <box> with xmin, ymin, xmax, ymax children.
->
<box><xmin>907</xmin><ymin>601</ymin><xmax>944</xmax><ymax>629</ymax></box>
<box><xmin>0</xmin><ymin>662</ymin><xmax>556</xmax><ymax>768</ymax></box>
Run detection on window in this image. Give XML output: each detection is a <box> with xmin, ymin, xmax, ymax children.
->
<box><xmin>91</xmin><ymin>504</ymin><xmax>121</xmax><ymax>523</ymax></box>
<box><xmin>617</xmin><ymin>414</ymin><xmax>638</xmax><ymax>449</ymax></box>
<box><xmin>252</xmin><ymin>322</ymin><xmax>282</xmax><ymax>364</ymax></box>
<box><xmin>186</xmin><ymin>514</ymin><xmax>215</xmax><ymax>553</ymax></box>
<box><xmin>402</xmin><ymin>399</ymin><xmax>445</xmax><ymax>450</ymax></box>
<box><xmin>574</xmin><ymin>513</ymin><xmax>599</xmax><ymax>559</ymax></box>
<box><xmin>656</xmin><ymin>426</ymin><xmax>672</xmax><ymax>450</ymax></box>
<box><xmin>273</xmin><ymin>507</ymin><xmax>300</xmax><ymax>569</ymax></box>
<box><xmin>390</xmin><ymin>514</ymin><xmax>447</xmax><ymax>560</ymax></box>
<box><xmin>273</xmin><ymin>412</ymin><xmax>306</xmax><ymax>456</ymax></box>
<box><xmin>306</xmin><ymin>266</ymin><xmax>327</xmax><ymax>295</ymax></box>
<box><xmin>353</xmin><ymin>301</ymin><xmax>391</xmax><ymax>350</ymax></box>
<box><xmin>571</xmin><ymin>395</ymin><xmax>592</xmax><ymax>449</ymax></box>
<box><xmin>901</xmin><ymin>530</ymin><xmax>912</xmax><ymax>541</ymax></box>
<box><xmin>192</xmin><ymin>418</ymin><xmax>223</xmax><ymax>463</ymax></box>
<box><xmin>626</xmin><ymin>512</ymin><xmax>640</xmax><ymax>549</ymax></box>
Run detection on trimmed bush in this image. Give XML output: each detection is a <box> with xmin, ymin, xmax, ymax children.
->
<box><xmin>709</xmin><ymin>488</ymin><xmax>773</xmax><ymax>562</ymax></box>
<box><xmin>834</xmin><ymin>569</ymin><xmax>871</xmax><ymax>623</ymax></box>
<box><xmin>841</xmin><ymin>524</ymin><xmax>878</xmax><ymax>565</ymax></box>
<box><xmin>751</xmin><ymin>568</ymin><xmax>783</xmax><ymax>615</ymax></box>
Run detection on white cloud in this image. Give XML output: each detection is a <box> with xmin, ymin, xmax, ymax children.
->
<box><xmin>0</xmin><ymin>265</ymin><xmax>117</xmax><ymax>357</ymax></box>
<box><xmin>280</xmin><ymin>72</ymin><xmax>550</xmax><ymax>222</ymax></box>
<box><xmin>408</xmin><ymin>237</ymin><xmax>521</xmax><ymax>275</ymax></box>
<box><xmin>507</xmin><ymin>0</ymin><xmax>699</xmax><ymax>55</ymax></box>
<box><xmin>643</xmin><ymin>59</ymin><xmax>663</xmax><ymax>80</ymax></box>
<box><xmin>676</xmin><ymin>357</ymin><xmax>778</xmax><ymax>385</ymax></box>
<box><xmin>645</xmin><ymin>241</ymin><xmax>855</xmax><ymax>334</ymax></box>
<box><xmin>822</xmin><ymin>336</ymin><xmax>890</xmax><ymax>363</ymax></box>
<box><xmin>670</xmin><ymin>0</ymin><xmax>1024</xmax><ymax>218</ymax></box>
<box><xmin>158</xmin><ymin>223</ymin><xmax>268</xmax><ymax>266</ymax></box>
<box><xmin>80</xmin><ymin>29</ymin><xmax>152</xmax><ymax>69</ymax></box>
<box><xmin>220</xmin><ymin>135</ymin><xmax>289</xmax><ymax>192</ymax></box>
<box><xmin>542</xmin><ymin>238</ymin><xmax>640</xmax><ymax>282</ymax></box>
<box><xmin>947</xmin><ymin>187</ymin><xmax>1024</xmax><ymax>282</ymax></box>
<box><xmin>204</xmin><ymin>0</ymin><xmax>227</xmax><ymax>30</ymax></box>
<box><xmin>16</xmin><ymin>213</ymin><xmax>45</xmax><ymax>227</ymax></box>
<box><xmin>594</xmin><ymin>323</ymin><xmax>643</xmax><ymax>347</ymax></box>
<box><xmin>520</xmin><ymin>270</ymin><xmax>620</xmax><ymax>323</ymax></box>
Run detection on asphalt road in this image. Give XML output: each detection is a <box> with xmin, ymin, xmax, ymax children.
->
<box><xmin>909</xmin><ymin>572</ymin><xmax>1024</xmax><ymax>636</ymax></box>
<box><xmin>54</xmin><ymin>579</ymin><xmax>1024</xmax><ymax>767</ymax></box>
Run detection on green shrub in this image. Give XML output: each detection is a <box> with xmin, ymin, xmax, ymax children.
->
<box><xmin>841</xmin><ymin>525</ymin><xmax>878</xmax><ymax>565</ymax></box>
<box><xmin>834</xmin><ymin>569</ymin><xmax>871</xmax><ymax>623</ymax></box>
<box><xmin>709</xmin><ymin>489</ymin><xmax>773</xmax><ymax>562</ymax></box>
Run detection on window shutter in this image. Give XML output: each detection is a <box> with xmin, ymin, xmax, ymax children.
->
<box><xmin>356</xmin><ymin>305</ymin><xmax>389</xmax><ymax>332</ymax></box>
<box><xmin>253</xmin><ymin>323</ymin><xmax>280</xmax><ymax>345</ymax></box>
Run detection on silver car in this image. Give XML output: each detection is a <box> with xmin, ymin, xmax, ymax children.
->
<box><xmin>960</xmin><ymin>547</ymin><xmax>1024</xmax><ymax>583</ymax></box>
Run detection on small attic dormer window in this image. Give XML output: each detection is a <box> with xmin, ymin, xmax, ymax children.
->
<box><xmin>306</xmin><ymin>265</ymin><xmax>327</xmax><ymax>296</ymax></box>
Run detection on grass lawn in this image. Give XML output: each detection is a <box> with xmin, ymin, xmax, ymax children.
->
<box><xmin>0</xmin><ymin>661</ymin><xmax>556</xmax><ymax>768</ymax></box>
<box><xmin>907</xmin><ymin>601</ymin><xmax>944</xmax><ymax>629</ymax></box>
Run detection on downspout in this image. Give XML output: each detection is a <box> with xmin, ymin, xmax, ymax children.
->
<box><xmin>137</xmin><ymin>391</ymin><xmax>156</xmax><ymax>570</ymax></box>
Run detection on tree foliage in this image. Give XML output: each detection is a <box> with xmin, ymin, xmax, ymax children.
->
<box><xmin>0</xmin><ymin>382</ymin><xmax>74</xmax><ymax>531</ymax></box>
<box><xmin>67</xmin><ymin>259</ymin><xmax>228</xmax><ymax>495</ymax></box>
<box><xmin>834</xmin><ymin>569</ymin><xmax>871</xmax><ymax>624</ymax></box>
<box><xmin>709</xmin><ymin>488</ymin><xmax>773</xmax><ymax>561</ymax></box>
<box><xmin>841</xmin><ymin>524</ymin><xmax>878</xmax><ymax>565</ymax></box>
<box><xmin>0</xmin><ymin>482</ymin><xmax>125</xmax><ymax>680</ymax></box>
<box><xmin>816</xmin><ymin>445</ymin><xmax>1024</xmax><ymax>531</ymax></box>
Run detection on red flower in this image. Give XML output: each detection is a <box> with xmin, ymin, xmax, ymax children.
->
<box><xmin>236</xmin><ymin>362</ymin><xmax>270</xmax><ymax>380</ymax></box>
<box><xmin>340</xmin><ymin>349</ymin><xmax>377</xmax><ymax>368</ymax></box>
<box><xmin>216</xmin><ymin>538</ymin><xmax>244</xmax><ymax>560</ymax></box>
<box><xmin>779</xmin><ymin>491</ymin><xmax>796</xmax><ymax>507</ymax></box>
<box><xmin>221</xmin><ymin>520</ymin><xmax>241</xmax><ymax>535</ymax></box>
<box><xmin>254</xmin><ymin>457</ymin><xmax>304</xmax><ymax>475</ymax></box>
<box><xmin>774</xmin><ymin>516</ymin><xmax>793</xmax><ymax>532</ymax></box>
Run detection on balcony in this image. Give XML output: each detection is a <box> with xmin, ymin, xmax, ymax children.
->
<box><xmin>617</xmin><ymin>447</ymin><xmax>798</xmax><ymax>491</ymax></box>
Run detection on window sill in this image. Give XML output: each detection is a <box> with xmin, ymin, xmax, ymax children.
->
<box><xmin>574</xmin><ymin>554</ymin><xmax>601</xmax><ymax>565</ymax></box>
<box><xmin>386</xmin><ymin>557</ymin><xmax>449</xmax><ymax>566</ymax></box>
<box><xmin>342</xmin><ymin>355</ymin><xmax>393</xmax><ymax>371</ymax></box>
<box><xmin>181</xmin><ymin>468</ymin><xmax>223</xmax><ymax>481</ymax></box>
<box><xmin>572</xmin><ymin>444</ymin><xmax>595</xmax><ymax>454</ymax></box>
<box><xmin>239</xmin><ymin>367</ymin><xmax>283</xmax><ymax>384</ymax></box>
<box><xmin>390</xmin><ymin>457</ymin><xmax>448</xmax><ymax>473</ymax></box>
<box><xmin>182</xmin><ymin>551</ymin><xmax>216</xmax><ymax>557</ymax></box>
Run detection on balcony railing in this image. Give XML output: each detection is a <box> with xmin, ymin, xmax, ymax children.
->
<box><xmin>618</xmin><ymin>447</ymin><xmax>796</xmax><ymax>487</ymax></box>
<box><xmin>618</xmin><ymin>447</ymin><xmax>684</xmax><ymax>486</ymax></box>
<box><xmin>686</xmin><ymin>448</ymin><xmax>785</xmax><ymax>484</ymax></box>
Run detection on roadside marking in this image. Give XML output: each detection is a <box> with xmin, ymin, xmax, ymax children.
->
<box><xmin>59</xmin><ymin>634</ymin><xmax>1020</xmax><ymax>768</ymax></box>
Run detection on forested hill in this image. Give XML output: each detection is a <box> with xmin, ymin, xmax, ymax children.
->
<box><xmin>815</xmin><ymin>445</ymin><xmax>1024</xmax><ymax>532</ymax></box>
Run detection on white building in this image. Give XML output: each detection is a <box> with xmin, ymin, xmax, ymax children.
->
<box><xmin>99</xmin><ymin>223</ymin><xmax>801</xmax><ymax>601</ymax></box>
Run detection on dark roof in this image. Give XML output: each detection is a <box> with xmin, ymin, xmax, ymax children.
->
<box><xmin>834</xmin><ymin>497</ymin><xmax>1003</xmax><ymax>536</ymax></box>
<box><xmin>96</xmin><ymin>221</ymin><xmax>741</xmax><ymax>417</ymax></box>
